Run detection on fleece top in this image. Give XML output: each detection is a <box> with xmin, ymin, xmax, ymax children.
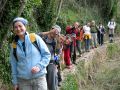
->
<box><xmin>10</xmin><ymin>32</ymin><xmax>51</xmax><ymax>85</ymax></box>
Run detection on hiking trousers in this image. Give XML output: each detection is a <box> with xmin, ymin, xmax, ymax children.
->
<box><xmin>84</xmin><ymin>39</ymin><xmax>90</xmax><ymax>52</ymax></box>
<box><xmin>72</xmin><ymin>45</ymin><xmax>76</xmax><ymax>64</ymax></box>
<box><xmin>109</xmin><ymin>29</ymin><xmax>114</xmax><ymax>41</ymax></box>
<box><xmin>18</xmin><ymin>75</ymin><xmax>47</xmax><ymax>90</ymax></box>
<box><xmin>76</xmin><ymin>40</ymin><xmax>82</xmax><ymax>55</ymax></box>
<box><xmin>98</xmin><ymin>34</ymin><xmax>104</xmax><ymax>45</ymax></box>
<box><xmin>64</xmin><ymin>48</ymin><xmax>71</xmax><ymax>66</ymax></box>
<box><xmin>47</xmin><ymin>63</ymin><xmax>58</xmax><ymax>90</ymax></box>
<box><xmin>91</xmin><ymin>33</ymin><xmax>97</xmax><ymax>47</ymax></box>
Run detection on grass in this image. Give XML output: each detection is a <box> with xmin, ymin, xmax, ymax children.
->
<box><xmin>107</xmin><ymin>43</ymin><xmax>120</xmax><ymax>59</ymax></box>
<box><xmin>60</xmin><ymin>43</ymin><xmax>120</xmax><ymax>90</ymax></box>
<box><xmin>60</xmin><ymin>4</ymin><xmax>102</xmax><ymax>25</ymax></box>
<box><xmin>60</xmin><ymin>74</ymin><xmax>79</xmax><ymax>90</ymax></box>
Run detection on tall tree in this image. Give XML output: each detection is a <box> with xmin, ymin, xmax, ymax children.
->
<box><xmin>0</xmin><ymin>0</ymin><xmax>27</xmax><ymax>48</ymax></box>
<box><xmin>54</xmin><ymin>0</ymin><xmax>63</xmax><ymax>23</ymax></box>
<box><xmin>34</xmin><ymin>0</ymin><xmax>58</xmax><ymax>31</ymax></box>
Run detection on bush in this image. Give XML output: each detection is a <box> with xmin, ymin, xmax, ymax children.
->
<box><xmin>61</xmin><ymin>74</ymin><xmax>79</xmax><ymax>90</ymax></box>
<box><xmin>0</xmin><ymin>41</ymin><xmax>11</xmax><ymax>88</ymax></box>
<box><xmin>107</xmin><ymin>43</ymin><xmax>120</xmax><ymax>59</ymax></box>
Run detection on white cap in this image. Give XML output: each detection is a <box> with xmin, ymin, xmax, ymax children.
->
<box><xmin>52</xmin><ymin>25</ymin><xmax>61</xmax><ymax>35</ymax></box>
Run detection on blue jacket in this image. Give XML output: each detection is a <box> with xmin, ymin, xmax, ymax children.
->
<box><xmin>10</xmin><ymin>32</ymin><xmax>51</xmax><ymax>85</ymax></box>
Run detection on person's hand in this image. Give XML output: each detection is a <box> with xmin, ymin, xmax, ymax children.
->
<box><xmin>31</xmin><ymin>66</ymin><xmax>40</xmax><ymax>74</ymax></box>
<box><xmin>50</xmin><ymin>29</ymin><xmax>56</xmax><ymax>34</ymax></box>
<box><xmin>61</xmin><ymin>60</ymin><xmax>64</xmax><ymax>65</ymax></box>
<box><xmin>13</xmin><ymin>85</ymin><xmax>19</xmax><ymax>90</ymax></box>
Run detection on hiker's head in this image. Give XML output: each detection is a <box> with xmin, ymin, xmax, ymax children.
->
<box><xmin>99</xmin><ymin>22</ymin><xmax>102</xmax><ymax>25</ymax></box>
<box><xmin>13</xmin><ymin>17</ymin><xmax>28</xmax><ymax>36</ymax></box>
<box><xmin>91</xmin><ymin>20</ymin><xmax>95</xmax><ymax>26</ymax></box>
<box><xmin>111</xmin><ymin>18</ymin><xmax>114</xmax><ymax>22</ymax></box>
<box><xmin>52</xmin><ymin>25</ymin><xmax>61</xmax><ymax>35</ymax></box>
<box><xmin>50</xmin><ymin>25</ymin><xmax>61</xmax><ymax>35</ymax></box>
<box><xmin>49</xmin><ymin>25</ymin><xmax>61</xmax><ymax>38</ymax></box>
<box><xmin>74</xmin><ymin>22</ymin><xmax>79</xmax><ymax>28</ymax></box>
<box><xmin>87</xmin><ymin>22</ymin><xmax>91</xmax><ymax>27</ymax></box>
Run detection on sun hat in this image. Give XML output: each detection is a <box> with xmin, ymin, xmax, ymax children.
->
<box><xmin>13</xmin><ymin>17</ymin><xmax>28</xmax><ymax>26</ymax></box>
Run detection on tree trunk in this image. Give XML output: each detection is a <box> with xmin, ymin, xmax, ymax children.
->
<box><xmin>17</xmin><ymin>0</ymin><xmax>27</xmax><ymax>16</ymax></box>
<box><xmin>0</xmin><ymin>0</ymin><xmax>27</xmax><ymax>49</ymax></box>
<box><xmin>54</xmin><ymin>0</ymin><xmax>63</xmax><ymax>23</ymax></box>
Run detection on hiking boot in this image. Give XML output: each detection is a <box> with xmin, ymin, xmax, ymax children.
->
<box><xmin>66</xmin><ymin>65</ymin><xmax>72</xmax><ymax>69</ymax></box>
<box><xmin>110</xmin><ymin>39</ymin><xmax>113</xmax><ymax>43</ymax></box>
<box><xmin>58</xmin><ymin>82</ymin><xmax>61</xmax><ymax>87</ymax></box>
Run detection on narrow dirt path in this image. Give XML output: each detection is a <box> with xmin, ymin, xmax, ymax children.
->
<box><xmin>59</xmin><ymin>37</ymin><xmax>120</xmax><ymax>90</ymax></box>
<box><xmin>61</xmin><ymin>42</ymin><xmax>107</xmax><ymax>81</ymax></box>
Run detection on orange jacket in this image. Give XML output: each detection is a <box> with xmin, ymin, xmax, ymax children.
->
<box><xmin>76</xmin><ymin>27</ymin><xmax>84</xmax><ymax>41</ymax></box>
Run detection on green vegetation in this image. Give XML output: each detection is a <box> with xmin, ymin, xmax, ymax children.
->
<box><xmin>61</xmin><ymin>74</ymin><xmax>79</xmax><ymax>90</ymax></box>
<box><xmin>34</xmin><ymin>0</ymin><xmax>59</xmax><ymax>31</ymax></box>
<box><xmin>0</xmin><ymin>0</ymin><xmax>120</xmax><ymax>89</ymax></box>
<box><xmin>0</xmin><ymin>41</ymin><xmax>11</xmax><ymax>89</ymax></box>
<box><xmin>92</xmin><ymin>43</ymin><xmax>120</xmax><ymax>90</ymax></box>
<box><xmin>59</xmin><ymin>0</ymin><xmax>102</xmax><ymax>30</ymax></box>
<box><xmin>107</xmin><ymin>43</ymin><xmax>120</xmax><ymax>59</ymax></box>
<box><xmin>0</xmin><ymin>0</ymin><xmax>41</xmax><ymax>88</ymax></box>
<box><xmin>60</xmin><ymin>43</ymin><xmax>120</xmax><ymax>90</ymax></box>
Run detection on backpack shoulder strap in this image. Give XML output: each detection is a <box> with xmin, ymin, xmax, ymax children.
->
<box><xmin>29</xmin><ymin>33</ymin><xmax>41</xmax><ymax>52</ymax></box>
<box><xmin>29</xmin><ymin>33</ymin><xmax>36</xmax><ymax>43</ymax></box>
<box><xmin>12</xmin><ymin>41</ymin><xmax>17</xmax><ymax>48</ymax></box>
<box><xmin>12</xmin><ymin>33</ymin><xmax>40</xmax><ymax>62</ymax></box>
<box><xmin>11</xmin><ymin>35</ymin><xmax>19</xmax><ymax>48</ymax></box>
<box><xmin>12</xmin><ymin>41</ymin><xmax>18</xmax><ymax>61</ymax></box>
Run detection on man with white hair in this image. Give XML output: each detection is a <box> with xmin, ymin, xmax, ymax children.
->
<box><xmin>38</xmin><ymin>24</ymin><xmax>62</xmax><ymax>90</ymax></box>
<box><xmin>107</xmin><ymin>18</ymin><xmax>116</xmax><ymax>43</ymax></box>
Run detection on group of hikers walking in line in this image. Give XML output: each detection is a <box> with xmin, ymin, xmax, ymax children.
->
<box><xmin>10</xmin><ymin>17</ymin><xmax>116</xmax><ymax>90</ymax></box>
